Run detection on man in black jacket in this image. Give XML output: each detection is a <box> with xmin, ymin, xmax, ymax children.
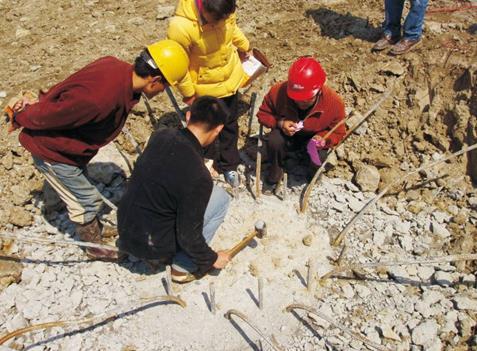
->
<box><xmin>117</xmin><ymin>96</ymin><xmax>231</xmax><ymax>283</ymax></box>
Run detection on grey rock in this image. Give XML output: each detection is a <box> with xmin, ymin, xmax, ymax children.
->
<box><xmin>380</xmin><ymin>61</ymin><xmax>405</xmax><ymax>76</ymax></box>
<box><xmin>431</xmin><ymin>221</ymin><xmax>451</xmax><ymax>239</ymax></box>
<box><xmin>128</xmin><ymin>17</ymin><xmax>145</xmax><ymax>26</ymax></box>
<box><xmin>373</xmin><ymin>230</ymin><xmax>386</xmax><ymax>246</ymax></box>
<box><xmin>15</xmin><ymin>27</ymin><xmax>31</xmax><ymax>39</ymax></box>
<box><xmin>388</xmin><ymin>266</ymin><xmax>411</xmax><ymax>283</ymax></box>
<box><xmin>9</xmin><ymin>207</ymin><xmax>33</xmax><ymax>227</ymax></box>
<box><xmin>453</xmin><ymin>295</ymin><xmax>477</xmax><ymax>311</ymax></box>
<box><xmin>431</xmin><ymin>211</ymin><xmax>451</xmax><ymax>223</ymax></box>
<box><xmin>354</xmin><ymin>164</ymin><xmax>380</xmax><ymax>192</ymax></box>
<box><xmin>411</xmin><ymin>319</ymin><xmax>438</xmax><ymax>346</ymax></box>
<box><xmin>468</xmin><ymin>197</ymin><xmax>477</xmax><ymax>210</ymax></box>
<box><xmin>447</xmin><ymin>205</ymin><xmax>459</xmax><ymax>216</ymax></box>
<box><xmin>423</xmin><ymin>338</ymin><xmax>442</xmax><ymax>351</ymax></box>
<box><xmin>398</xmin><ymin>235</ymin><xmax>413</xmax><ymax>251</ymax></box>
<box><xmin>363</xmin><ymin>327</ymin><xmax>382</xmax><ymax>345</ymax></box>
<box><xmin>5</xmin><ymin>313</ymin><xmax>28</xmax><ymax>332</ymax></box>
<box><xmin>432</xmin><ymin>271</ymin><xmax>454</xmax><ymax>286</ymax></box>
<box><xmin>442</xmin><ymin>310</ymin><xmax>458</xmax><ymax>334</ymax></box>
<box><xmin>348</xmin><ymin>197</ymin><xmax>363</xmax><ymax>212</ymax></box>
<box><xmin>354</xmin><ymin>284</ymin><xmax>371</xmax><ymax>299</ymax></box>
<box><xmin>426</xmin><ymin>21</ymin><xmax>444</xmax><ymax>34</ymax></box>
<box><xmin>157</xmin><ymin>5</ymin><xmax>176</xmax><ymax>20</ymax></box>
<box><xmin>0</xmin><ymin>91</ymin><xmax>6</xmax><ymax>98</ymax></box>
<box><xmin>378</xmin><ymin>324</ymin><xmax>401</xmax><ymax>341</ymax></box>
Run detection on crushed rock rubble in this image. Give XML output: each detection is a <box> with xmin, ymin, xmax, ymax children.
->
<box><xmin>0</xmin><ymin>174</ymin><xmax>475</xmax><ymax>350</ymax></box>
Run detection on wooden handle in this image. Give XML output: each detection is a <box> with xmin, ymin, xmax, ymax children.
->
<box><xmin>227</xmin><ymin>230</ymin><xmax>257</xmax><ymax>258</ymax></box>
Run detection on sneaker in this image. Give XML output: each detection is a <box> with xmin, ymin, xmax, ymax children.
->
<box><xmin>224</xmin><ymin>170</ymin><xmax>240</xmax><ymax>188</ymax></box>
<box><xmin>390</xmin><ymin>38</ymin><xmax>421</xmax><ymax>55</ymax></box>
<box><xmin>372</xmin><ymin>34</ymin><xmax>400</xmax><ymax>51</ymax></box>
<box><xmin>171</xmin><ymin>268</ymin><xmax>198</xmax><ymax>284</ymax></box>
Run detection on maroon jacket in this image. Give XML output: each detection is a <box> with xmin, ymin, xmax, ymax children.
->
<box><xmin>257</xmin><ymin>81</ymin><xmax>346</xmax><ymax>147</ymax></box>
<box><xmin>16</xmin><ymin>56</ymin><xmax>140</xmax><ymax>167</ymax></box>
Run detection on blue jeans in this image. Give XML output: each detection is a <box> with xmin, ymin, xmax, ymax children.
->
<box><xmin>172</xmin><ymin>185</ymin><xmax>230</xmax><ymax>273</ymax></box>
<box><xmin>33</xmin><ymin>157</ymin><xmax>103</xmax><ymax>224</ymax></box>
<box><xmin>383</xmin><ymin>0</ymin><xmax>428</xmax><ymax>40</ymax></box>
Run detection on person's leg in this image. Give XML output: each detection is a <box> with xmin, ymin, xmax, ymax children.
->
<box><xmin>217</xmin><ymin>93</ymin><xmax>240</xmax><ymax>172</ymax></box>
<box><xmin>172</xmin><ymin>185</ymin><xmax>230</xmax><ymax>273</ymax></box>
<box><xmin>266</xmin><ymin>128</ymin><xmax>287</xmax><ymax>185</ymax></box>
<box><xmin>383</xmin><ymin>0</ymin><xmax>405</xmax><ymax>38</ymax></box>
<box><xmin>33</xmin><ymin>157</ymin><xmax>116</xmax><ymax>259</ymax></box>
<box><xmin>33</xmin><ymin>157</ymin><xmax>102</xmax><ymax>224</ymax></box>
<box><xmin>403</xmin><ymin>0</ymin><xmax>429</xmax><ymax>40</ymax></box>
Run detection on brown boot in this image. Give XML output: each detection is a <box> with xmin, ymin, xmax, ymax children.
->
<box><xmin>372</xmin><ymin>34</ymin><xmax>400</xmax><ymax>51</ymax></box>
<box><xmin>76</xmin><ymin>218</ymin><xmax>118</xmax><ymax>260</ymax></box>
<box><xmin>390</xmin><ymin>38</ymin><xmax>421</xmax><ymax>55</ymax></box>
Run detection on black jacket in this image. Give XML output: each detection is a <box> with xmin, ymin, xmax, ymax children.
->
<box><xmin>117</xmin><ymin>128</ymin><xmax>217</xmax><ymax>273</ymax></box>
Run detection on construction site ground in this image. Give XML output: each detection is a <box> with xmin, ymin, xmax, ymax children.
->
<box><xmin>0</xmin><ymin>0</ymin><xmax>477</xmax><ymax>350</ymax></box>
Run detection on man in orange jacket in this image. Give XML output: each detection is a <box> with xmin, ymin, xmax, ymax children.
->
<box><xmin>257</xmin><ymin>57</ymin><xmax>346</xmax><ymax>185</ymax></box>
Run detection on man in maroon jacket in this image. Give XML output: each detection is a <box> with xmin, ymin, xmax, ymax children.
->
<box><xmin>257</xmin><ymin>56</ymin><xmax>346</xmax><ymax>186</ymax></box>
<box><xmin>8</xmin><ymin>40</ymin><xmax>189</xmax><ymax>260</ymax></box>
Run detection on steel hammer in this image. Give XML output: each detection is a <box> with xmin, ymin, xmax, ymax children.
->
<box><xmin>227</xmin><ymin>220</ymin><xmax>267</xmax><ymax>259</ymax></box>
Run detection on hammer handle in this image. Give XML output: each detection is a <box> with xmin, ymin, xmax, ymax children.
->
<box><xmin>226</xmin><ymin>230</ymin><xmax>257</xmax><ymax>258</ymax></box>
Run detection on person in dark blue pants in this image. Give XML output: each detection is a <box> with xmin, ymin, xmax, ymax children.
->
<box><xmin>373</xmin><ymin>0</ymin><xmax>429</xmax><ymax>55</ymax></box>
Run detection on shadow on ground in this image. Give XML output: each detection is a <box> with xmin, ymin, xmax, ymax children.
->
<box><xmin>305</xmin><ymin>8</ymin><xmax>381</xmax><ymax>42</ymax></box>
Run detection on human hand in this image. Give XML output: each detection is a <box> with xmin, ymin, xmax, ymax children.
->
<box><xmin>238</xmin><ymin>50</ymin><xmax>251</xmax><ymax>62</ymax></box>
<box><xmin>281</xmin><ymin>120</ymin><xmax>297</xmax><ymax>136</ymax></box>
<box><xmin>12</xmin><ymin>95</ymin><xmax>38</xmax><ymax>113</ymax></box>
<box><xmin>183</xmin><ymin>95</ymin><xmax>196</xmax><ymax>106</ymax></box>
<box><xmin>213</xmin><ymin>250</ymin><xmax>231</xmax><ymax>269</ymax></box>
<box><xmin>312</xmin><ymin>134</ymin><xmax>326</xmax><ymax>149</ymax></box>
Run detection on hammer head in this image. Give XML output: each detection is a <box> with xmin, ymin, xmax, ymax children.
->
<box><xmin>254</xmin><ymin>220</ymin><xmax>267</xmax><ymax>238</ymax></box>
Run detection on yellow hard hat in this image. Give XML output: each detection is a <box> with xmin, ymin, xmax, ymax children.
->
<box><xmin>146</xmin><ymin>40</ymin><xmax>189</xmax><ymax>86</ymax></box>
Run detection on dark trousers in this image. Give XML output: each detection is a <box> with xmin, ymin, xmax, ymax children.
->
<box><xmin>266</xmin><ymin>128</ymin><xmax>328</xmax><ymax>184</ymax></box>
<box><xmin>204</xmin><ymin>93</ymin><xmax>240</xmax><ymax>173</ymax></box>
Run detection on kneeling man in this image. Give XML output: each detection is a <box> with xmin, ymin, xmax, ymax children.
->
<box><xmin>118</xmin><ymin>96</ymin><xmax>231</xmax><ymax>283</ymax></box>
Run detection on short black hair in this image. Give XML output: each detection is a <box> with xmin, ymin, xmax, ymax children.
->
<box><xmin>203</xmin><ymin>0</ymin><xmax>236</xmax><ymax>20</ymax></box>
<box><xmin>133</xmin><ymin>49</ymin><xmax>165</xmax><ymax>80</ymax></box>
<box><xmin>189</xmin><ymin>96</ymin><xmax>229</xmax><ymax>131</ymax></box>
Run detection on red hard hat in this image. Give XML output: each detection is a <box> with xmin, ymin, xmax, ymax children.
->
<box><xmin>287</xmin><ymin>57</ymin><xmax>327</xmax><ymax>101</ymax></box>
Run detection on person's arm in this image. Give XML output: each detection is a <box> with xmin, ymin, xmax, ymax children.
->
<box><xmin>303</xmin><ymin>92</ymin><xmax>346</xmax><ymax>147</ymax></box>
<box><xmin>176</xmin><ymin>176</ymin><xmax>218</xmax><ymax>273</ymax></box>
<box><xmin>257</xmin><ymin>90</ymin><xmax>279</xmax><ymax>129</ymax></box>
<box><xmin>167</xmin><ymin>18</ymin><xmax>195</xmax><ymax>99</ymax></box>
<box><xmin>232</xmin><ymin>23</ymin><xmax>250</xmax><ymax>53</ymax></box>
<box><xmin>14</xmin><ymin>88</ymin><xmax>99</xmax><ymax>130</ymax></box>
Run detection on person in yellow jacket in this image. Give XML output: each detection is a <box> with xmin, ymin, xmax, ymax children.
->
<box><xmin>167</xmin><ymin>0</ymin><xmax>250</xmax><ymax>187</ymax></box>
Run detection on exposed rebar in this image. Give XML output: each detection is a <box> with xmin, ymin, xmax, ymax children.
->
<box><xmin>320</xmin><ymin>253</ymin><xmax>477</xmax><ymax>280</ymax></box>
<box><xmin>286</xmin><ymin>304</ymin><xmax>389</xmax><ymax>351</ymax></box>
<box><xmin>307</xmin><ymin>259</ymin><xmax>315</xmax><ymax>292</ymax></box>
<box><xmin>0</xmin><ymin>233</ymin><xmax>118</xmax><ymax>252</ymax></box>
<box><xmin>224</xmin><ymin>309</ymin><xmax>284</xmax><ymax>351</ymax></box>
<box><xmin>0</xmin><ymin>295</ymin><xmax>186</xmax><ymax>345</ymax></box>
<box><xmin>300</xmin><ymin>76</ymin><xmax>402</xmax><ymax>213</ymax></box>
<box><xmin>333</xmin><ymin>142</ymin><xmax>477</xmax><ymax>246</ymax></box>
<box><xmin>258</xmin><ymin>277</ymin><xmax>264</xmax><ymax>310</ymax></box>
<box><xmin>210</xmin><ymin>282</ymin><xmax>216</xmax><ymax>315</ymax></box>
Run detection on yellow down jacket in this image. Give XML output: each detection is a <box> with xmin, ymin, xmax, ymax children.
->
<box><xmin>167</xmin><ymin>0</ymin><xmax>250</xmax><ymax>98</ymax></box>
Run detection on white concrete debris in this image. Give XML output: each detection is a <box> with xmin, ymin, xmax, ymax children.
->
<box><xmin>411</xmin><ymin>319</ymin><xmax>439</xmax><ymax>346</ymax></box>
<box><xmin>0</xmin><ymin>172</ymin><xmax>476</xmax><ymax>351</ymax></box>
